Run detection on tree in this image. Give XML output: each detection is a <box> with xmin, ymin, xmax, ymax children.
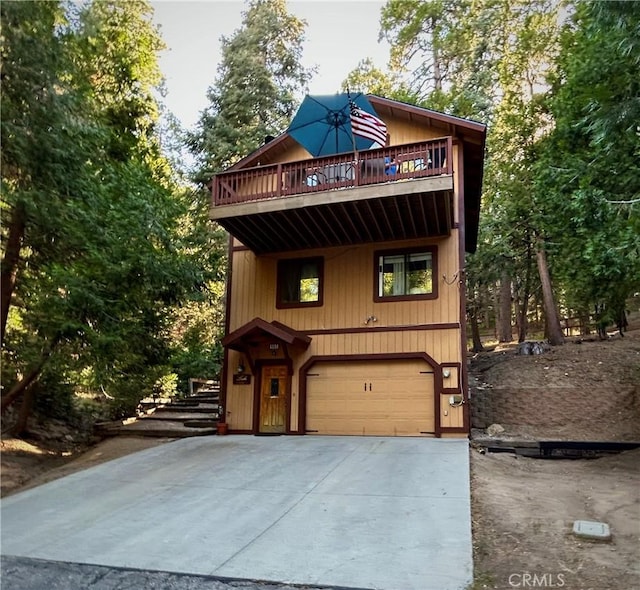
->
<box><xmin>1</xmin><ymin>0</ymin><xmax>218</xmax><ymax>433</ymax></box>
<box><xmin>533</xmin><ymin>0</ymin><xmax>640</xmax><ymax>337</ymax></box>
<box><xmin>379</xmin><ymin>0</ymin><xmax>499</xmax><ymax>119</ymax></box>
<box><xmin>1</xmin><ymin>0</ymin><xmax>76</xmax><ymax>346</ymax></box>
<box><xmin>380</xmin><ymin>0</ymin><xmax>565</xmax><ymax>344</ymax></box>
<box><xmin>189</xmin><ymin>0</ymin><xmax>313</xmax><ymax>183</ymax></box>
<box><xmin>186</xmin><ymin>0</ymin><xmax>314</xmax><ymax>390</ymax></box>
<box><xmin>341</xmin><ymin>57</ymin><xmax>418</xmax><ymax>103</ymax></box>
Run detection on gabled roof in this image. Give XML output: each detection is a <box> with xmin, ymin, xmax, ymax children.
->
<box><xmin>227</xmin><ymin>95</ymin><xmax>486</xmax><ymax>169</ymax></box>
<box><xmin>222</xmin><ymin>317</ymin><xmax>311</xmax><ymax>351</ymax></box>
<box><xmin>219</xmin><ymin>96</ymin><xmax>487</xmax><ymax>252</ymax></box>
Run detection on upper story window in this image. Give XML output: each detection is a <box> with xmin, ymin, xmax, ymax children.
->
<box><xmin>374</xmin><ymin>247</ymin><xmax>438</xmax><ymax>302</ymax></box>
<box><xmin>277</xmin><ymin>257</ymin><xmax>323</xmax><ymax>308</ymax></box>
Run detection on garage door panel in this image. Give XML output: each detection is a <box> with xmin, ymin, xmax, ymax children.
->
<box><xmin>306</xmin><ymin>360</ymin><xmax>435</xmax><ymax>436</ymax></box>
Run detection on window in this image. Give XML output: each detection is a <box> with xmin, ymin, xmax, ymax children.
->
<box><xmin>277</xmin><ymin>257</ymin><xmax>323</xmax><ymax>308</ymax></box>
<box><xmin>375</xmin><ymin>247</ymin><xmax>437</xmax><ymax>301</ymax></box>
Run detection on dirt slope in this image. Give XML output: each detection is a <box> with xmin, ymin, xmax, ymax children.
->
<box><xmin>468</xmin><ymin>327</ymin><xmax>640</xmax><ymax>589</ymax></box>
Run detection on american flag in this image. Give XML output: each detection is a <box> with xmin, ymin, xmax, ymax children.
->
<box><xmin>349</xmin><ymin>102</ymin><xmax>387</xmax><ymax>146</ymax></box>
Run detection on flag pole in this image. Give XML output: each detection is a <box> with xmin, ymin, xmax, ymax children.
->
<box><xmin>347</xmin><ymin>88</ymin><xmax>357</xmax><ymax>153</ymax></box>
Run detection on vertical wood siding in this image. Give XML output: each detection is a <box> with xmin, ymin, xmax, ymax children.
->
<box><xmin>224</xmin><ymin>117</ymin><xmax>468</xmax><ymax>434</ymax></box>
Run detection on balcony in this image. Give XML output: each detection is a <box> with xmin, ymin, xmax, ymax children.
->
<box><xmin>210</xmin><ymin>138</ymin><xmax>455</xmax><ymax>255</ymax></box>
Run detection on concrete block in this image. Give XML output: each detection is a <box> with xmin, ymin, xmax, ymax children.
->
<box><xmin>572</xmin><ymin>520</ymin><xmax>612</xmax><ymax>541</ymax></box>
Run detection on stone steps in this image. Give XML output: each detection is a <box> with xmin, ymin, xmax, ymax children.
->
<box><xmin>152</xmin><ymin>404</ymin><xmax>219</xmax><ymax>415</ymax></box>
<box><xmin>96</xmin><ymin>383</ymin><xmax>222</xmax><ymax>439</ymax></box>
<box><xmin>103</xmin><ymin>420</ymin><xmax>217</xmax><ymax>438</ymax></box>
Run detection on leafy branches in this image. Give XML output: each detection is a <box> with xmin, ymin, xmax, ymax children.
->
<box><xmin>1</xmin><ymin>0</ymin><xmax>223</xmax><ymax>431</ymax></box>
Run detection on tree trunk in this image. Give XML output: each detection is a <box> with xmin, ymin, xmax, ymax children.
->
<box><xmin>12</xmin><ymin>383</ymin><xmax>36</xmax><ymax>437</ymax></box>
<box><xmin>1</xmin><ymin>363</ymin><xmax>44</xmax><ymax>414</ymax></box>
<box><xmin>431</xmin><ymin>20</ymin><xmax>443</xmax><ymax>91</ymax></box>
<box><xmin>1</xmin><ymin>201</ymin><xmax>26</xmax><ymax>346</ymax></box>
<box><xmin>516</xmin><ymin>244</ymin><xmax>533</xmax><ymax>342</ymax></box>
<box><xmin>469</xmin><ymin>306</ymin><xmax>485</xmax><ymax>353</ymax></box>
<box><xmin>516</xmin><ymin>297</ymin><xmax>527</xmax><ymax>342</ymax></box>
<box><xmin>536</xmin><ymin>242</ymin><xmax>564</xmax><ymax>346</ymax></box>
<box><xmin>497</xmin><ymin>272</ymin><xmax>513</xmax><ymax>342</ymax></box>
<box><xmin>1</xmin><ymin>340</ymin><xmax>57</xmax><ymax>414</ymax></box>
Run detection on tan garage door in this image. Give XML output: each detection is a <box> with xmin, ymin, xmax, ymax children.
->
<box><xmin>306</xmin><ymin>359</ymin><xmax>435</xmax><ymax>436</ymax></box>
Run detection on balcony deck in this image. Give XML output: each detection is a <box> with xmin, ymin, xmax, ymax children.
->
<box><xmin>211</xmin><ymin>138</ymin><xmax>455</xmax><ymax>254</ymax></box>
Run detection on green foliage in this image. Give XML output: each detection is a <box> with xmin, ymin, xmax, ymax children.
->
<box><xmin>379</xmin><ymin>0</ymin><xmax>506</xmax><ymax>119</ymax></box>
<box><xmin>378</xmin><ymin>0</ymin><xmax>637</xmax><ymax>339</ymax></box>
<box><xmin>189</xmin><ymin>0</ymin><xmax>313</xmax><ymax>182</ymax></box>
<box><xmin>1</xmin><ymin>0</ymin><xmax>225</xmax><ymax>430</ymax></box>
<box><xmin>532</xmin><ymin>0</ymin><xmax>640</xmax><ymax>331</ymax></box>
<box><xmin>170</xmin><ymin>337</ymin><xmax>222</xmax><ymax>396</ymax></box>
<box><xmin>31</xmin><ymin>363</ymin><xmax>75</xmax><ymax>421</ymax></box>
<box><xmin>341</xmin><ymin>57</ymin><xmax>421</xmax><ymax>105</ymax></box>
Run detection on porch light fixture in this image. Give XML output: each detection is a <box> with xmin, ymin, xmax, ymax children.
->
<box><xmin>443</xmin><ymin>369</ymin><xmax>451</xmax><ymax>378</ymax></box>
<box><xmin>237</xmin><ymin>362</ymin><xmax>245</xmax><ymax>374</ymax></box>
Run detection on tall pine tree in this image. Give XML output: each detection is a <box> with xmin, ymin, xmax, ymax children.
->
<box><xmin>189</xmin><ymin>0</ymin><xmax>312</xmax><ymax>183</ymax></box>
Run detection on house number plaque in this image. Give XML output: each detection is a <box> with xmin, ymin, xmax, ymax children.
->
<box><xmin>233</xmin><ymin>374</ymin><xmax>252</xmax><ymax>385</ymax></box>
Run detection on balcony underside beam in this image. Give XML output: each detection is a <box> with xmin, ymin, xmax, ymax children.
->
<box><xmin>215</xmin><ymin>179</ymin><xmax>455</xmax><ymax>255</ymax></box>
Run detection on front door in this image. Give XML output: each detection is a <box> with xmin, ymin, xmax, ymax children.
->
<box><xmin>259</xmin><ymin>364</ymin><xmax>288</xmax><ymax>433</ymax></box>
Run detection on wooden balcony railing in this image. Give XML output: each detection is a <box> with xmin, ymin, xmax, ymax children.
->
<box><xmin>212</xmin><ymin>137</ymin><xmax>453</xmax><ymax>207</ymax></box>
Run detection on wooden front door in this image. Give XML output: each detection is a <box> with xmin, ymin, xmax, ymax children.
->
<box><xmin>259</xmin><ymin>364</ymin><xmax>288</xmax><ymax>433</ymax></box>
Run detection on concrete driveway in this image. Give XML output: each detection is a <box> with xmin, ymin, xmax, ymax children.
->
<box><xmin>1</xmin><ymin>436</ymin><xmax>472</xmax><ymax>590</ymax></box>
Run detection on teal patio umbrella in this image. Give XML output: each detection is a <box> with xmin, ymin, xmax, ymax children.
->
<box><xmin>287</xmin><ymin>93</ymin><xmax>386</xmax><ymax>157</ymax></box>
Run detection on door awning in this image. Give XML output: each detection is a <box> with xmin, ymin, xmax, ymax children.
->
<box><xmin>222</xmin><ymin>318</ymin><xmax>311</xmax><ymax>352</ymax></box>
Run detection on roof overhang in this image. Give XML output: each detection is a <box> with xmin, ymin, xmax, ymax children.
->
<box><xmin>218</xmin><ymin>96</ymin><xmax>486</xmax><ymax>253</ymax></box>
<box><xmin>223</xmin><ymin>317</ymin><xmax>312</xmax><ymax>352</ymax></box>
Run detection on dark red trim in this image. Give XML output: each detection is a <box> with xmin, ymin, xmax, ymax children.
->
<box><xmin>368</xmin><ymin>95</ymin><xmax>487</xmax><ymax>134</ymax></box>
<box><xmin>440</xmin><ymin>427</ymin><xmax>468</xmax><ymax>434</ymax></box>
<box><xmin>457</xmin><ymin>143</ymin><xmax>471</xmax><ymax>436</ymax></box>
<box><xmin>228</xmin><ymin>429</ymin><xmax>254</xmax><ymax>435</ymax></box>
<box><xmin>225</xmin><ymin>133</ymin><xmax>293</xmax><ymax>171</ymax></box>
<box><xmin>222</xmin><ymin>317</ymin><xmax>311</xmax><ymax>349</ymax></box>
<box><xmin>231</xmin><ymin>244</ymin><xmax>251</xmax><ymax>252</ymax></box>
<box><xmin>298</xmin><ymin>352</ymin><xmax>443</xmax><ymax>437</ymax></box>
<box><xmin>441</xmin><ymin>361</ymin><xmax>461</xmax><ymax>394</ymax></box>
<box><xmin>220</xmin><ymin>232</ymin><xmax>234</xmax><ymax>424</ymax></box>
<box><xmin>373</xmin><ymin>245</ymin><xmax>438</xmax><ymax>303</ymax></box>
<box><xmin>276</xmin><ymin>256</ymin><xmax>324</xmax><ymax>309</ymax></box>
<box><xmin>303</xmin><ymin>322</ymin><xmax>459</xmax><ymax>336</ymax></box>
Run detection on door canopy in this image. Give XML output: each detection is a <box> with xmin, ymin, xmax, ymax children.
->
<box><xmin>222</xmin><ymin>318</ymin><xmax>311</xmax><ymax>372</ymax></box>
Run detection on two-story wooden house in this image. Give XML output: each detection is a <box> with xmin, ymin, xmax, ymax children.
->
<box><xmin>210</xmin><ymin>95</ymin><xmax>486</xmax><ymax>437</ymax></box>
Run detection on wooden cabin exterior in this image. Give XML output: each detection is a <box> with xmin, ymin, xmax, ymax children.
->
<box><xmin>210</xmin><ymin>95</ymin><xmax>486</xmax><ymax>437</ymax></box>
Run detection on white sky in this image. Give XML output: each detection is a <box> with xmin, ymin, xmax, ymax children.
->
<box><xmin>151</xmin><ymin>0</ymin><xmax>391</xmax><ymax>129</ymax></box>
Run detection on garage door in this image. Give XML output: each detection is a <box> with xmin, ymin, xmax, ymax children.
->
<box><xmin>306</xmin><ymin>359</ymin><xmax>435</xmax><ymax>436</ymax></box>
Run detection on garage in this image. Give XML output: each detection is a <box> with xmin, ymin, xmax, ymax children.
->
<box><xmin>305</xmin><ymin>359</ymin><xmax>435</xmax><ymax>436</ymax></box>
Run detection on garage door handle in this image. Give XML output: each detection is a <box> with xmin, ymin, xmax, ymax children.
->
<box><xmin>363</xmin><ymin>383</ymin><xmax>372</xmax><ymax>391</ymax></box>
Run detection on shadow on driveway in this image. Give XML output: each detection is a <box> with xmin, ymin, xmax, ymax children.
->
<box><xmin>1</xmin><ymin>436</ymin><xmax>472</xmax><ymax>590</ymax></box>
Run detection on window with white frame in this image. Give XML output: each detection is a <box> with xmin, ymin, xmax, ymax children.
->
<box><xmin>375</xmin><ymin>248</ymin><xmax>437</xmax><ymax>301</ymax></box>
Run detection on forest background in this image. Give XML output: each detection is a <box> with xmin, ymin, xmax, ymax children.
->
<box><xmin>1</xmin><ymin>0</ymin><xmax>638</xmax><ymax>436</ymax></box>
